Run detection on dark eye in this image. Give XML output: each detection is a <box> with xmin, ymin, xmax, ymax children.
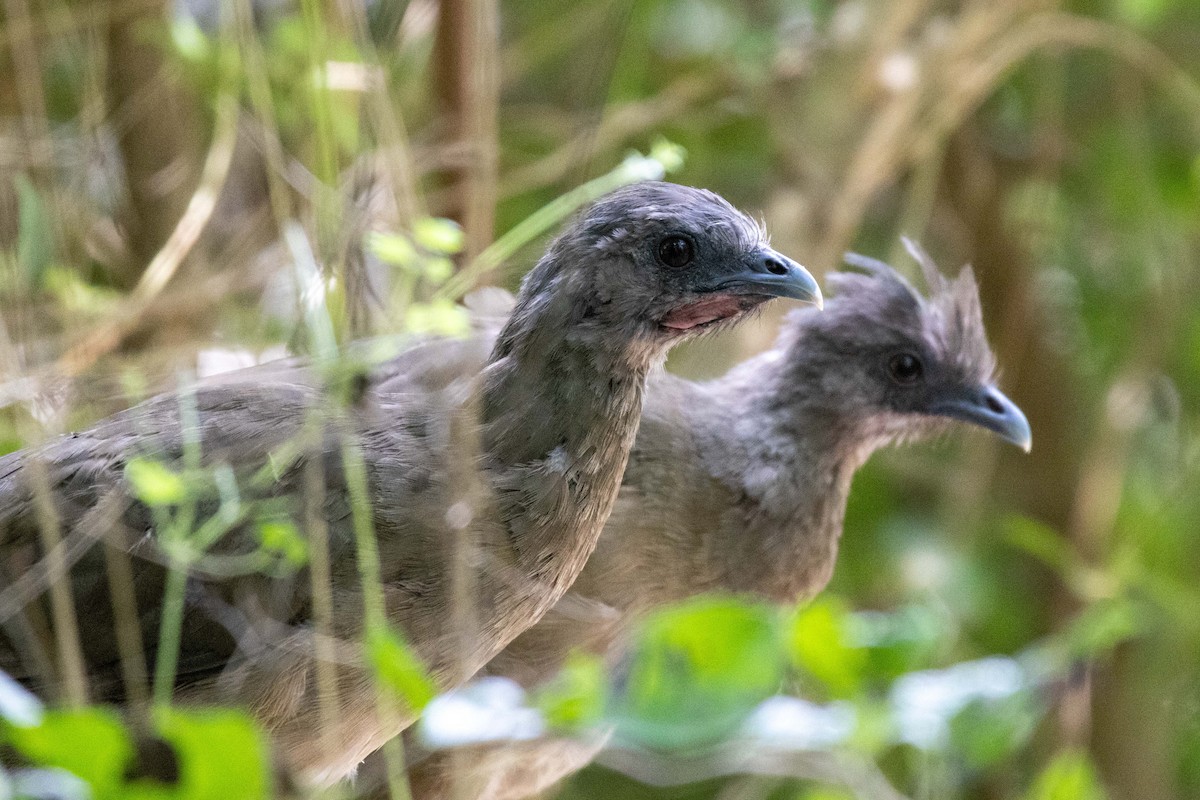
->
<box><xmin>657</xmin><ymin>235</ymin><xmax>694</xmax><ymax>268</ymax></box>
<box><xmin>889</xmin><ymin>353</ymin><xmax>923</xmax><ymax>385</ymax></box>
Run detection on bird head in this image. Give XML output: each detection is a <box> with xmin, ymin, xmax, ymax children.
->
<box><xmin>522</xmin><ymin>182</ymin><xmax>821</xmax><ymax>349</ymax></box>
<box><xmin>778</xmin><ymin>239</ymin><xmax>1031</xmax><ymax>452</ymax></box>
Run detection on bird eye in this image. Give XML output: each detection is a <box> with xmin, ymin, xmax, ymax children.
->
<box><xmin>657</xmin><ymin>235</ymin><xmax>694</xmax><ymax>268</ymax></box>
<box><xmin>888</xmin><ymin>353</ymin><xmax>924</xmax><ymax>385</ymax></box>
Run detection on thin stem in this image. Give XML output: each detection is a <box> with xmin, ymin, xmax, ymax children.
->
<box><xmin>152</xmin><ymin>555</ymin><xmax>189</xmax><ymax>708</ymax></box>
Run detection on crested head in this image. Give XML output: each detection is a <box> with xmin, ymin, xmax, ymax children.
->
<box><xmin>499</xmin><ymin>182</ymin><xmax>820</xmax><ymax>362</ymax></box>
<box><xmin>769</xmin><ymin>240</ymin><xmax>1029</xmax><ymax>452</ymax></box>
<box><xmin>824</xmin><ymin>238</ymin><xmax>996</xmax><ymax>387</ymax></box>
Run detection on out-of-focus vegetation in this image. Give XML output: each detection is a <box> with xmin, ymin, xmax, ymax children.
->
<box><xmin>1</xmin><ymin>0</ymin><xmax>1199</xmax><ymax>798</ymax></box>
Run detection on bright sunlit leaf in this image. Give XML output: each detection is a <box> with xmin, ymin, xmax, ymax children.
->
<box><xmin>1027</xmin><ymin>749</ymin><xmax>1108</xmax><ymax>800</ymax></box>
<box><xmin>153</xmin><ymin>708</ymin><xmax>269</xmax><ymax>800</ymax></box>
<box><xmin>365</xmin><ymin>625</ymin><xmax>436</xmax><ymax>713</ymax></box>
<box><xmin>4</xmin><ymin>708</ymin><xmax>132</xmax><ymax>797</ymax></box>
<box><xmin>413</xmin><ymin>218</ymin><xmax>465</xmax><ymax>255</ymax></box>
<box><xmin>405</xmin><ymin>300</ymin><xmax>470</xmax><ymax>337</ymax></box>
<box><xmin>789</xmin><ymin>597</ymin><xmax>867</xmax><ymax>697</ymax></box>
<box><xmin>368</xmin><ymin>231</ymin><xmax>419</xmax><ymax>267</ymax></box>
<box><xmin>535</xmin><ymin>651</ymin><xmax>607</xmax><ymax>730</ymax></box>
<box><xmin>256</xmin><ymin>520</ymin><xmax>308</xmax><ymax>567</ymax></box>
<box><xmin>125</xmin><ymin>458</ymin><xmax>187</xmax><ymax>508</ymax></box>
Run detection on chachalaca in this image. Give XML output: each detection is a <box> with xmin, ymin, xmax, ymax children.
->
<box><xmin>0</xmin><ymin>182</ymin><xmax>820</xmax><ymax>784</ymax></box>
<box><xmin>391</xmin><ymin>240</ymin><xmax>1031</xmax><ymax>800</ymax></box>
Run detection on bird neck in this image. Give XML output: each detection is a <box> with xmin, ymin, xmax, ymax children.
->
<box><xmin>477</xmin><ymin>280</ymin><xmax>656</xmax><ymax>610</ymax></box>
<box><xmin>482</xmin><ymin>286</ymin><xmax>655</xmax><ymax>466</ymax></box>
<box><xmin>695</xmin><ymin>344</ymin><xmax>885</xmax><ymax>603</ymax></box>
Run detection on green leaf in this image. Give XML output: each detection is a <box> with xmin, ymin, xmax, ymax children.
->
<box><xmin>42</xmin><ymin>266</ymin><xmax>121</xmax><ymax>315</ymax></box>
<box><xmin>1064</xmin><ymin>597</ymin><xmax>1142</xmax><ymax>658</ymax></box>
<box><xmin>422</xmin><ymin>256</ymin><xmax>454</xmax><ymax>286</ymax></box>
<box><xmin>612</xmin><ymin>596</ymin><xmax>785</xmax><ymax>749</ymax></box>
<box><xmin>1026</xmin><ymin>749</ymin><xmax>1108</xmax><ymax>800</ymax></box>
<box><xmin>648</xmin><ymin>137</ymin><xmax>687</xmax><ymax>174</ymax></box>
<box><xmin>256</xmin><ymin>520</ymin><xmax>308</xmax><ymax>567</ymax></box>
<box><xmin>789</xmin><ymin>598</ymin><xmax>868</xmax><ymax>697</ymax></box>
<box><xmin>535</xmin><ymin>652</ymin><xmax>607</xmax><ymax>730</ymax></box>
<box><xmin>365</xmin><ymin>625</ymin><xmax>436</xmax><ymax>713</ymax></box>
<box><xmin>125</xmin><ymin>458</ymin><xmax>187</xmax><ymax>508</ymax></box>
<box><xmin>4</xmin><ymin>708</ymin><xmax>132</xmax><ymax>797</ymax></box>
<box><xmin>1005</xmin><ymin>515</ymin><xmax>1075</xmax><ymax>574</ymax></box>
<box><xmin>368</xmin><ymin>231</ymin><xmax>419</xmax><ymax>268</ymax></box>
<box><xmin>948</xmin><ymin>692</ymin><xmax>1040</xmax><ymax>769</ymax></box>
<box><xmin>404</xmin><ymin>300</ymin><xmax>470</xmax><ymax>337</ymax></box>
<box><xmin>412</xmin><ymin>218</ymin><xmax>465</xmax><ymax>255</ymax></box>
<box><xmin>150</xmin><ymin>709</ymin><xmax>268</xmax><ymax>800</ymax></box>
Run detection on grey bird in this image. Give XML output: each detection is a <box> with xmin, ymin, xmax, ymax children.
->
<box><xmin>0</xmin><ymin>182</ymin><xmax>820</xmax><ymax>784</ymax></box>
<box><xmin>386</xmin><ymin>240</ymin><xmax>1031</xmax><ymax>800</ymax></box>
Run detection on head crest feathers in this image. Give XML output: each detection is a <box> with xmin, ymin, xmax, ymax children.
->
<box><xmin>786</xmin><ymin>239</ymin><xmax>996</xmax><ymax>382</ymax></box>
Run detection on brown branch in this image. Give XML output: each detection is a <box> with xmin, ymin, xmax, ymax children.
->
<box><xmin>106</xmin><ymin>0</ymin><xmax>204</xmax><ymax>287</ymax></box>
<box><xmin>432</xmin><ymin>0</ymin><xmax>500</xmax><ymax>262</ymax></box>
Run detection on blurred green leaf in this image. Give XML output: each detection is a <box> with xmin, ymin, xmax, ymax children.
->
<box><xmin>535</xmin><ymin>652</ymin><xmax>607</xmax><ymax>731</ymax></box>
<box><xmin>648</xmin><ymin>137</ymin><xmax>687</xmax><ymax>174</ymax></box>
<box><xmin>413</xmin><ymin>218</ymin><xmax>466</xmax><ymax>255</ymax></box>
<box><xmin>256</xmin><ymin>520</ymin><xmax>308</xmax><ymax>567</ymax></box>
<box><xmin>422</xmin><ymin>257</ymin><xmax>454</xmax><ymax>286</ymax></box>
<box><xmin>1026</xmin><ymin>749</ymin><xmax>1108</xmax><ymax>800</ymax></box>
<box><xmin>151</xmin><ymin>709</ymin><xmax>268</xmax><ymax>800</ymax></box>
<box><xmin>949</xmin><ymin>692</ymin><xmax>1040</xmax><ymax>769</ymax></box>
<box><xmin>790</xmin><ymin>598</ymin><xmax>867</xmax><ymax>697</ymax></box>
<box><xmin>1005</xmin><ymin>515</ymin><xmax>1074</xmax><ymax>574</ymax></box>
<box><xmin>42</xmin><ymin>266</ymin><xmax>120</xmax><ymax>315</ymax></box>
<box><xmin>612</xmin><ymin>596</ymin><xmax>785</xmax><ymax>749</ymax></box>
<box><xmin>368</xmin><ymin>231</ymin><xmax>419</xmax><ymax>267</ymax></box>
<box><xmin>365</xmin><ymin>625</ymin><xmax>436</xmax><ymax>713</ymax></box>
<box><xmin>796</xmin><ymin>790</ymin><xmax>856</xmax><ymax>800</ymax></box>
<box><xmin>1064</xmin><ymin>597</ymin><xmax>1142</xmax><ymax>658</ymax></box>
<box><xmin>125</xmin><ymin>458</ymin><xmax>187</xmax><ymax>508</ymax></box>
<box><xmin>4</xmin><ymin>708</ymin><xmax>131</xmax><ymax>797</ymax></box>
<box><xmin>405</xmin><ymin>300</ymin><xmax>470</xmax><ymax>337</ymax></box>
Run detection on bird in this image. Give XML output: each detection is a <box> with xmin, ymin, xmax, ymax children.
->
<box><xmin>386</xmin><ymin>239</ymin><xmax>1032</xmax><ymax>800</ymax></box>
<box><xmin>0</xmin><ymin>182</ymin><xmax>821</xmax><ymax>784</ymax></box>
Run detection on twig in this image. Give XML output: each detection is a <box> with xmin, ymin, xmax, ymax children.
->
<box><xmin>26</xmin><ymin>457</ymin><xmax>87</xmax><ymax>707</ymax></box>
<box><xmin>432</xmin><ymin>0</ymin><xmax>500</xmax><ymax>261</ymax></box>
<box><xmin>55</xmin><ymin>51</ymin><xmax>240</xmax><ymax>377</ymax></box>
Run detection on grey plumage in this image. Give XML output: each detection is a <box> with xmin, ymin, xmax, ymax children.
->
<box><xmin>0</xmin><ymin>182</ymin><xmax>819</xmax><ymax>784</ymax></box>
<box><xmin>393</xmin><ymin>240</ymin><xmax>1030</xmax><ymax>800</ymax></box>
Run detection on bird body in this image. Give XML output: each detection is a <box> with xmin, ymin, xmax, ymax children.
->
<box><xmin>393</xmin><ymin>242</ymin><xmax>1031</xmax><ymax>799</ymax></box>
<box><xmin>0</xmin><ymin>183</ymin><xmax>820</xmax><ymax>783</ymax></box>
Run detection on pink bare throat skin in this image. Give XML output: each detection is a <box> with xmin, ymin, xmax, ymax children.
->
<box><xmin>661</xmin><ymin>293</ymin><xmax>768</xmax><ymax>330</ymax></box>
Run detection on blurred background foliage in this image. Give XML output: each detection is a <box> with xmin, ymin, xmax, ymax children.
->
<box><xmin>1</xmin><ymin>0</ymin><xmax>1199</xmax><ymax>798</ymax></box>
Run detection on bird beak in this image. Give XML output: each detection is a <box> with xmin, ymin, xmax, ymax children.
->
<box><xmin>714</xmin><ymin>249</ymin><xmax>823</xmax><ymax>309</ymax></box>
<box><xmin>929</xmin><ymin>384</ymin><xmax>1032</xmax><ymax>453</ymax></box>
